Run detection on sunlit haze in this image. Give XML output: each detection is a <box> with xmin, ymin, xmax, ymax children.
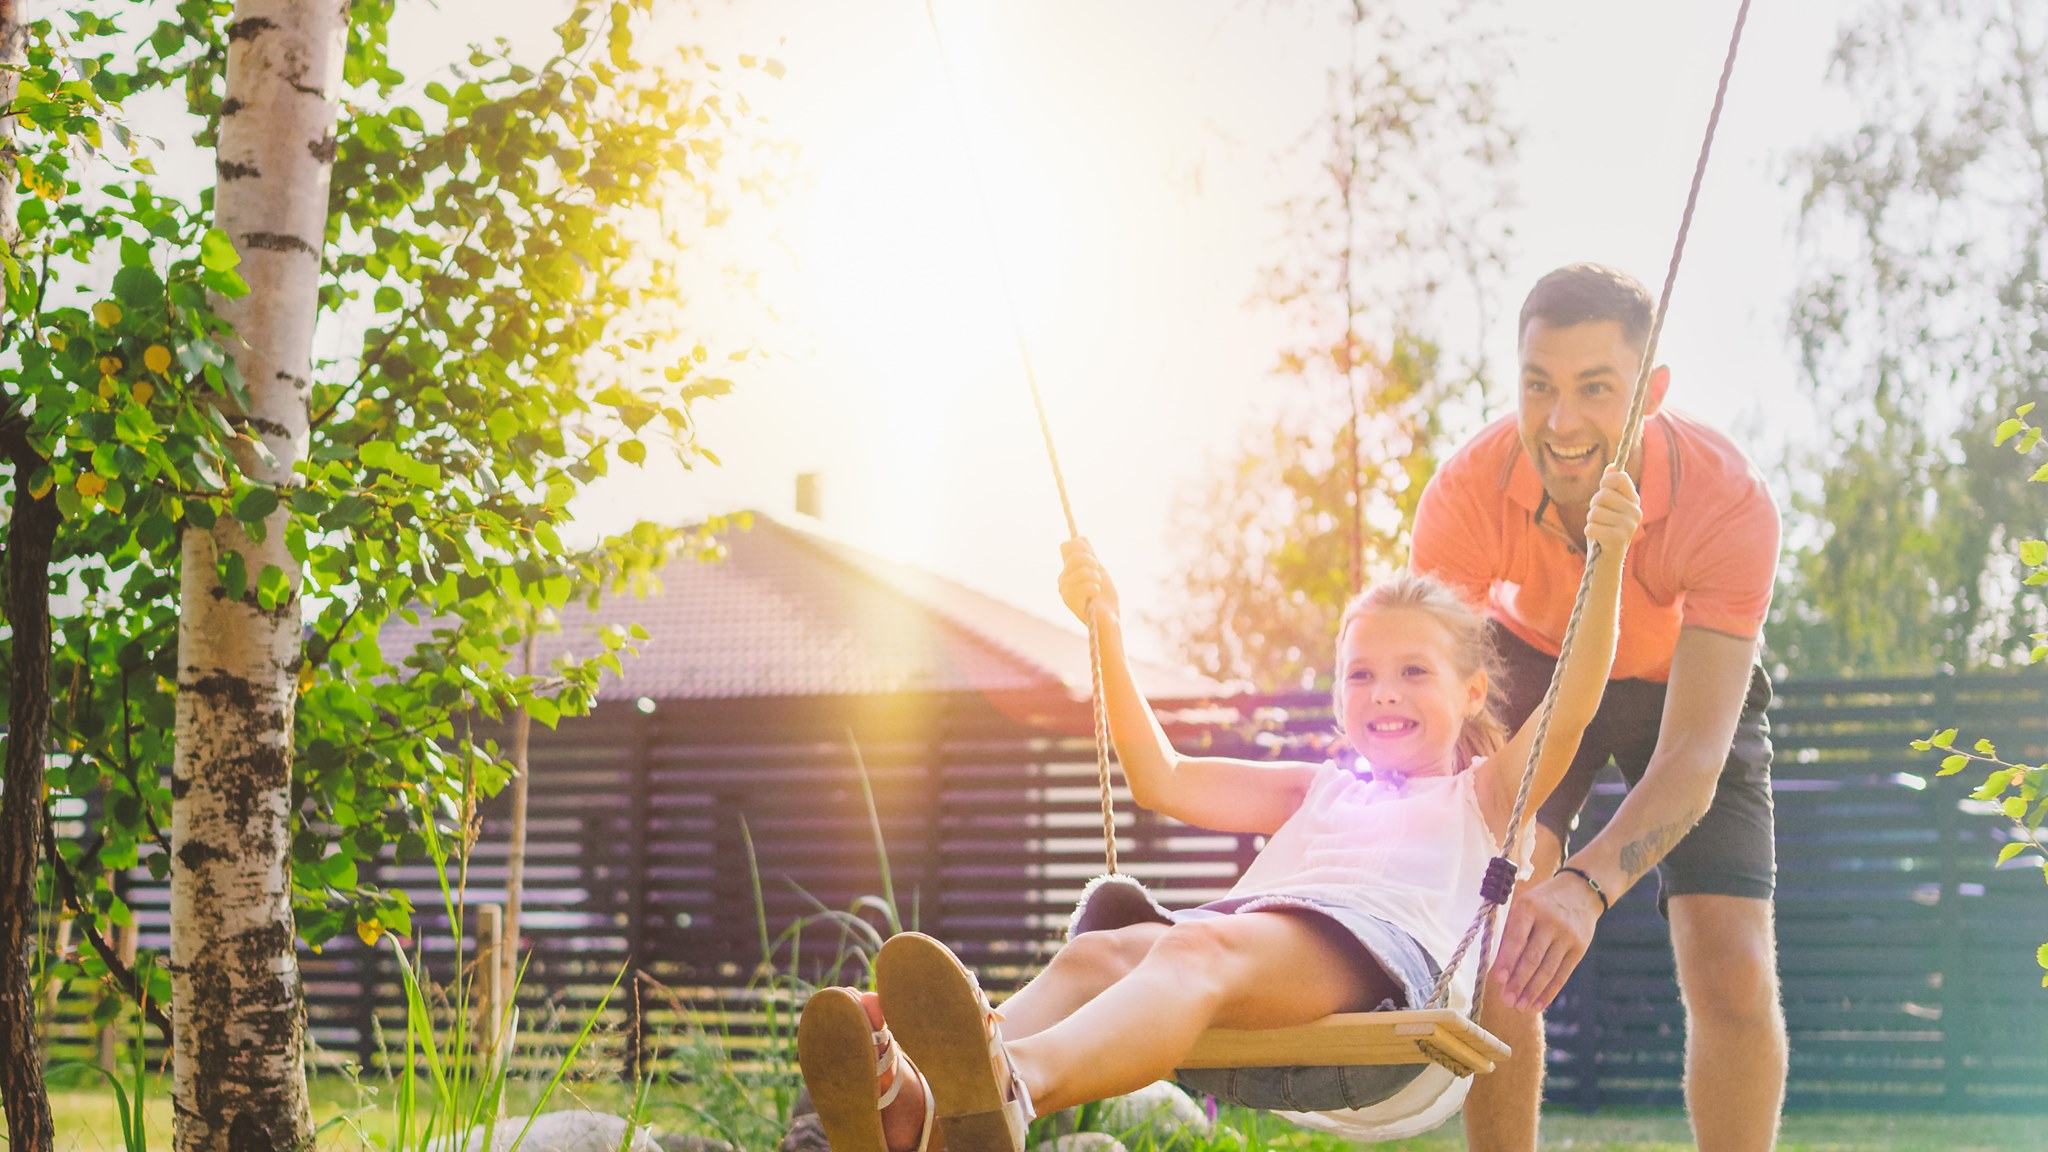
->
<box><xmin>398</xmin><ymin>0</ymin><xmax>1860</xmax><ymax>662</ymax></box>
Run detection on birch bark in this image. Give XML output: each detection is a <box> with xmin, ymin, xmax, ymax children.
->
<box><xmin>170</xmin><ymin>3</ymin><xmax>346</xmax><ymax>1148</ymax></box>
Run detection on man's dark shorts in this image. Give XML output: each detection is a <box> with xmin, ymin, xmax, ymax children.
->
<box><xmin>1488</xmin><ymin>621</ymin><xmax>1777</xmax><ymax>913</ymax></box>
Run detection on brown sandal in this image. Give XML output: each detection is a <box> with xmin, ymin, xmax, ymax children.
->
<box><xmin>797</xmin><ymin>986</ymin><xmax>937</xmax><ymax>1152</ymax></box>
<box><xmin>877</xmin><ymin>933</ymin><xmax>1034</xmax><ymax>1152</ymax></box>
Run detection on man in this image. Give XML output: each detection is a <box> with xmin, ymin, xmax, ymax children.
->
<box><xmin>1410</xmin><ymin>263</ymin><xmax>1786</xmax><ymax>1151</ymax></box>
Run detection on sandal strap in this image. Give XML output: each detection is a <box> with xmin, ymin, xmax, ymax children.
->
<box><xmin>983</xmin><ymin>1009</ymin><xmax>1035</xmax><ymax>1140</ymax></box>
<box><xmin>873</xmin><ymin>1025</ymin><xmax>906</xmax><ymax>1109</ymax></box>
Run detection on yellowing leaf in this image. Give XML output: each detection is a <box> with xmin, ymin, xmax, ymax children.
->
<box><xmin>98</xmin><ymin>376</ymin><xmax>116</xmax><ymax>400</ymax></box>
<box><xmin>131</xmin><ymin>380</ymin><xmax>155</xmax><ymax>405</ymax></box>
<box><xmin>98</xmin><ymin>354</ymin><xmax>123</xmax><ymax>375</ymax></box>
<box><xmin>92</xmin><ymin>300</ymin><xmax>122</xmax><ymax>328</ymax></box>
<box><xmin>47</xmin><ymin>332</ymin><xmax>65</xmax><ymax>352</ymax></box>
<box><xmin>355</xmin><ymin>917</ymin><xmax>385</xmax><ymax>947</ymax></box>
<box><xmin>144</xmin><ymin>345</ymin><xmax>172</xmax><ymax>374</ymax></box>
<box><xmin>76</xmin><ymin>472</ymin><xmax>106</xmax><ymax>498</ymax></box>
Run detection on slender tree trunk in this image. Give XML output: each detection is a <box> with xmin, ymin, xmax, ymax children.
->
<box><xmin>169</xmin><ymin>3</ymin><xmax>345</xmax><ymax>1149</ymax></box>
<box><xmin>0</xmin><ymin>436</ymin><xmax>60</xmax><ymax>1152</ymax></box>
<box><xmin>0</xmin><ymin>0</ymin><xmax>54</xmax><ymax>1145</ymax></box>
<box><xmin>502</xmin><ymin>633</ymin><xmax>534</xmax><ymax>1006</ymax></box>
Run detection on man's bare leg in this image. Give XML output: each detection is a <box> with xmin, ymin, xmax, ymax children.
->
<box><xmin>1462</xmin><ymin>828</ymin><xmax>1563</xmax><ymax>1152</ymax></box>
<box><xmin>1669</xmin><ymin>894</ymin><xmax>1785</xmax><ymax>1152</ymax></box>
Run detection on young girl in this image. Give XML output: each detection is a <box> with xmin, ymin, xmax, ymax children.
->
<box><xmin>797</xmin><ymin>469</ymin><xmax>1643</xmax><ymax>1152</ymax></box>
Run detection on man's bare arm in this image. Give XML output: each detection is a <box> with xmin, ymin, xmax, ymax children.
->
<box><xmin>1567</xmin><ymin>626</ymin><xmax>1757</xmax><ymax>900</ymax></box>
<box><xmin>1490</xmin><ymin>625</ymin><xmax>1757</xmax><ymax>1010</ymax></box>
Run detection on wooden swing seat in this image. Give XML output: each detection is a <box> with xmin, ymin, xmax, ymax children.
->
<box><xmin>1180</xmin><ymin>1008</ymin><xmax>1511</xmax><ymax>1078</ymax></box>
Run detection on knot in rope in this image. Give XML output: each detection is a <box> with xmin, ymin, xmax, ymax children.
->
<box><xmin>1478</xmin><ymin>856</ymin><xmax>1518</xmax><ymax>906</ymax></box>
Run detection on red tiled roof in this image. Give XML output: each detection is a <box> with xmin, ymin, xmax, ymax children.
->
<box><xmin>389</xmin><ymin>514</ymin><xmax>1225</xmax><ymax>703</ymax></box>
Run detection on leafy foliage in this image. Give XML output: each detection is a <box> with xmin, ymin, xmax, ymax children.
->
<box><xmin>8</xmin><ymin>0</ymin><xmax>781</xmax><ymax>1024</ymax></box>
<box><xmin>1912</xmin><ymin>401</ymin><xmax>2048</xmax><ymax>985</ymax></box>
<box><xmin>1167</xmin><ymin>0</ymin><xmax>1515</xmax><ymax>690</ymax></box>
<box><xmin>1773</xmin><ymin>0</ymin><xmax>2048</xmax><ymax>675</ymax></box>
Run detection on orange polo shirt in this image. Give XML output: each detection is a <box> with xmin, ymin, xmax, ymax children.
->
<box><xmin>1410</xmin><ymin>409</ymin><xmax>1780</xmax><ymax>683</ymax></box>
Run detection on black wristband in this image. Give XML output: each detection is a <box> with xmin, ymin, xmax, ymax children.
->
<box><xmin>1556</xmin><ymin>865</ymin><xmax>1610</xmax><ymax>914</ymax></box>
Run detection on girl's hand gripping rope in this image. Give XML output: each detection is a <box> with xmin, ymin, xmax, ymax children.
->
<box><xmin>1059</xmin><ymin>538</ymin><xmax>1121</xmax><ymax>627</ymax></box>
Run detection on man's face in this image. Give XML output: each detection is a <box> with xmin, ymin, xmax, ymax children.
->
<box><xmin>1516</xmin><ymin>319</ymin><xmax>1645</xmax><ymax>514</ymax></box>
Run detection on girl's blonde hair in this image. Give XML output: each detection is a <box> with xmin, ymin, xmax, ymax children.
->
<box><xmin>1332</xmin><ymin>571</ymin><xmax>1509</xmax><ymax>770</ymax></box>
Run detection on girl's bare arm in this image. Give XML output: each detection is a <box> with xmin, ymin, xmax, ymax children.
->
<box><xmin>1477</xmin><ymin>469</ymin><xmax>1641</xmax><ymax>839</ymax></box>
<box><xmin>1061</xmin><ymin>539</ymin><xmax>1319</xmax><ymax>835</ymax></box>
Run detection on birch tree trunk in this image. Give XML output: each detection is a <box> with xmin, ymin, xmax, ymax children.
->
<box><xmin>170</xmin><ymin>3</ymin><xmax>345</xmax><ymax>1148</ymax></box>
<box><xmin>0</xmin><ymin>0</ymin><xmax>55</xmax><ymax>1145</ymax></box>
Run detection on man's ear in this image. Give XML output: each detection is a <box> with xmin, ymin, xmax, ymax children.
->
<box><xmin>1645</xmin><ymin>364</ymin><xmax>1671</xmax><ymax>414</ymax></box>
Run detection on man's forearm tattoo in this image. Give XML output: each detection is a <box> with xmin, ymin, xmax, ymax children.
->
<box><xmin>1618</xmin><ymin>809</ymin><xmax>1706</xmax><ymax>881</ymax></box>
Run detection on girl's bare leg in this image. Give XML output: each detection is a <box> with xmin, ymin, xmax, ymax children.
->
<box><xmin>1007</xmin><ymin>911</ymin><xmax>1395</xmax><ymax>1115</ymax></box>
<box><xmin>995</xmin><ymin>922</ymin><xmax>1169</xmax><ymax>1040</ymax></box>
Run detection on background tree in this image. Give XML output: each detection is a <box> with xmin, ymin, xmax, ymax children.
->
<box><xmin>1168</xmin><ymin>0</ymin><xmax>1515</xmax><ymax>690</ymax></box>
<box><xmin>1772</xmin><ymin>0</ymin><xmax>2048</xmax><ymax>676</ymax></box>
<box><xmin>0</xmin><ymin>1</ymin><xmax>779</xmax><ymax>1143</ymax></box>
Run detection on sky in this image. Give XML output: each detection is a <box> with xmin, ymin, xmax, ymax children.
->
<box><xmin>391</xmin><ymin>0</ymin><xmax>1864</xmax><ymax>661</ymax></box>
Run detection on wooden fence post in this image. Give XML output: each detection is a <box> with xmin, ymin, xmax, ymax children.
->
<box><xmin>475</xmin><ymin>903</ymin><xmax>505</xmax><ymax>1065</ymax></box>
<box><xmin>96</xmin><ymin>919</ymin><xmax>138</xmax><ymax>1071</ymax></box>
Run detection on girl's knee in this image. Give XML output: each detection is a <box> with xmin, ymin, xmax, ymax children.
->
<box><xmin>1139</xmin><ymin>921</ymin><xmax>1241</xmax><ymax>989</ymax></box>
<box><xmin>1056</xmin><ymin>923</ymin><xmax>1162</xmax><ymax>984</ymax></box>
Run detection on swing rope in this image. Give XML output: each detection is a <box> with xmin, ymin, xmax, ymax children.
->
<box><xmin>920</xmin><ymin>0</ymin><xmax>1119</xmax><ymax>875</ymax></box>
<box><xmin>1424</xmin><ymin>0</ymin><xmax>1756</xmax><ymax>1020</ymax></box>
<box><xmin>921</xmin><ymin>0</ymin><xmax>1755</xmax><ymax>1063</ymax></box>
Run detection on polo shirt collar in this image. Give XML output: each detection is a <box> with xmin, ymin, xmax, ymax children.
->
<box><xmin>1501</xmin><ymin>413</ymin><xmax>1676</xmax><ymax>528</ymax></box>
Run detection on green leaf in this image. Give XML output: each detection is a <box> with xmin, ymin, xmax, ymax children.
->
<box><xmin>1995</xmin><ymin>417</ymin><xmax>2024</xmax><ymax>445</ymax></box>
<box><xmin>112</xmin><ymin>263</ymin><xmax>165</xmax><ymax>307</ymax></box>
<box><xmin>1974</xmin><ymin>738</ymin><xmax>1998</xmax><ymax>756</ymax></box>
<box><xmin>2020</xmin><ymin>540</ymin><xmax>2047</xmax><ymax>567</ymax></box>
<box><xmin>2029</xmin><ymin>461</ymin><xmax>2048</xmax><ymax>483</ymax></box>
<box><xmin>149</xmin><ymin>20</ymin><xmax>185</xmax><ymax>58</ymax></box>
<box><xmin>525</xmin><ymin>695</ymin><xmax>561</xmax><ymax>729</ymax></box>
<box><xmin>233</xmin><ymin>486</ymin><xmax>279</xmax><ymax>524</ymax></box>
<box><xmin>1974</xmin><ymin>769</ymin><xmax>2015</xmax><ymax>800</ymax></box>
<box><xmin>1930</xmin><ymin>728</ymin><xmax>1957</xmax><ymax>749</ymax></box>
<box><xmin>486</xmin><ymin>405</ymin><xmax>520</xmax><ymax>442</ymax></box>
<box><xmin>618</xmin><ymin>438</ymin><xmax>645</xmax><ymax>465</ymax></box>
<box><xmin>199</xmin><ymin>228</ymin><xmax>240</xmax><ymax>273</ymax></box>
<box><xmin>1939</xmin><ymin>754</ymin><xmax>1968</xmax><ymax>776</ymax></box>
<box><xmin>2019</xmin><ymin>402</ymin><xmax>2037</xmax><ymax>418</ymax></box>
<box><xmin>218</xmin><ymin>550</ymin><xmax>248</xmax><ymax>601</ymax></box>
<box><xmin>1998</xmin><ymin>841</ymin><xmax>2031</xmax><ymax>865</ymax></box>
<box><xmin>358</xmin><ymin>440</ymin><xmax>441</xmax><ymax>486</ymax></box>
<box><xmin>257</xmin><ymin>564</ymin><xmax>291</xmax><ymax>610</ymax></box>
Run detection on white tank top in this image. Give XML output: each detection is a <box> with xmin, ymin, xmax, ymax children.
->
<box><xmin>1224</xmin><ymin>760</ymin><xmax>1510</xmax><ymax>1005</ymax></box>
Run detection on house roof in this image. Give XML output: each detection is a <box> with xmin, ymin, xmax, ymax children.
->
<box><xmin>400</xmin><ymin>514</ymin><xmax>1227</xmax><ymax>704</ymax></box>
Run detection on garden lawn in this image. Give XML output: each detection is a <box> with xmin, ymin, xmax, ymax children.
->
<box><xmin>40</xmin><ymin>1085</ymin><xmax>2047</xmax><ymax>1152</ymax></box>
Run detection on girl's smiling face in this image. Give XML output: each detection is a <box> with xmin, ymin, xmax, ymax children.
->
<box><xmin>1338</xmin><ymin>606</ymin><xmax>1490</xmax><ymax>777</ymax></box>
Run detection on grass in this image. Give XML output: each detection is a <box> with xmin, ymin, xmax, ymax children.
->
<box><xmin>43</xmin><ymin>1078</ymin><xmax>2048</xmax><ymax>1152</ymax></box>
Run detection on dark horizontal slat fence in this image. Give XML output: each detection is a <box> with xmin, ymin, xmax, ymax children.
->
<box><xmin>46</xmin><ymin>674</ymin><xmax>2048</xmax><ymax>1113</ymax></box>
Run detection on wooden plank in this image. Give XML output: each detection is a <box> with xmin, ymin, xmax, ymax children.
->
<box><xmin>1178</xmin><ymin>1009</ymin><xmax>1509</xmax><ymax>1073</ymax></box>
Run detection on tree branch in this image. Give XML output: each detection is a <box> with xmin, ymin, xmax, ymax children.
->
<box><xmin>41</xmin><ymin>805</ymin><xmax>176</xmax><ymax>1047</ymax></box>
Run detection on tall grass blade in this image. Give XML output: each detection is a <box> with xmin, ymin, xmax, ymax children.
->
<box><xmin>846</xmin><ymin>730</ymin><xmax>901</xmax><ymax>936</ymax></box>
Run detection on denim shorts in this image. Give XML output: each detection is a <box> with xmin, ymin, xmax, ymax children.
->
<box><xmin>1067</xmin><ymin>876</ymin><xmax>1439</xmax><ymax>1111</ymax></box>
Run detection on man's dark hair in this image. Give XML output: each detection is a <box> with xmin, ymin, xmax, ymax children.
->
<box><xmin>1518</xmin><ymin>263</ymin><xmax>1654</xmax><ymax>351</ymax></box>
